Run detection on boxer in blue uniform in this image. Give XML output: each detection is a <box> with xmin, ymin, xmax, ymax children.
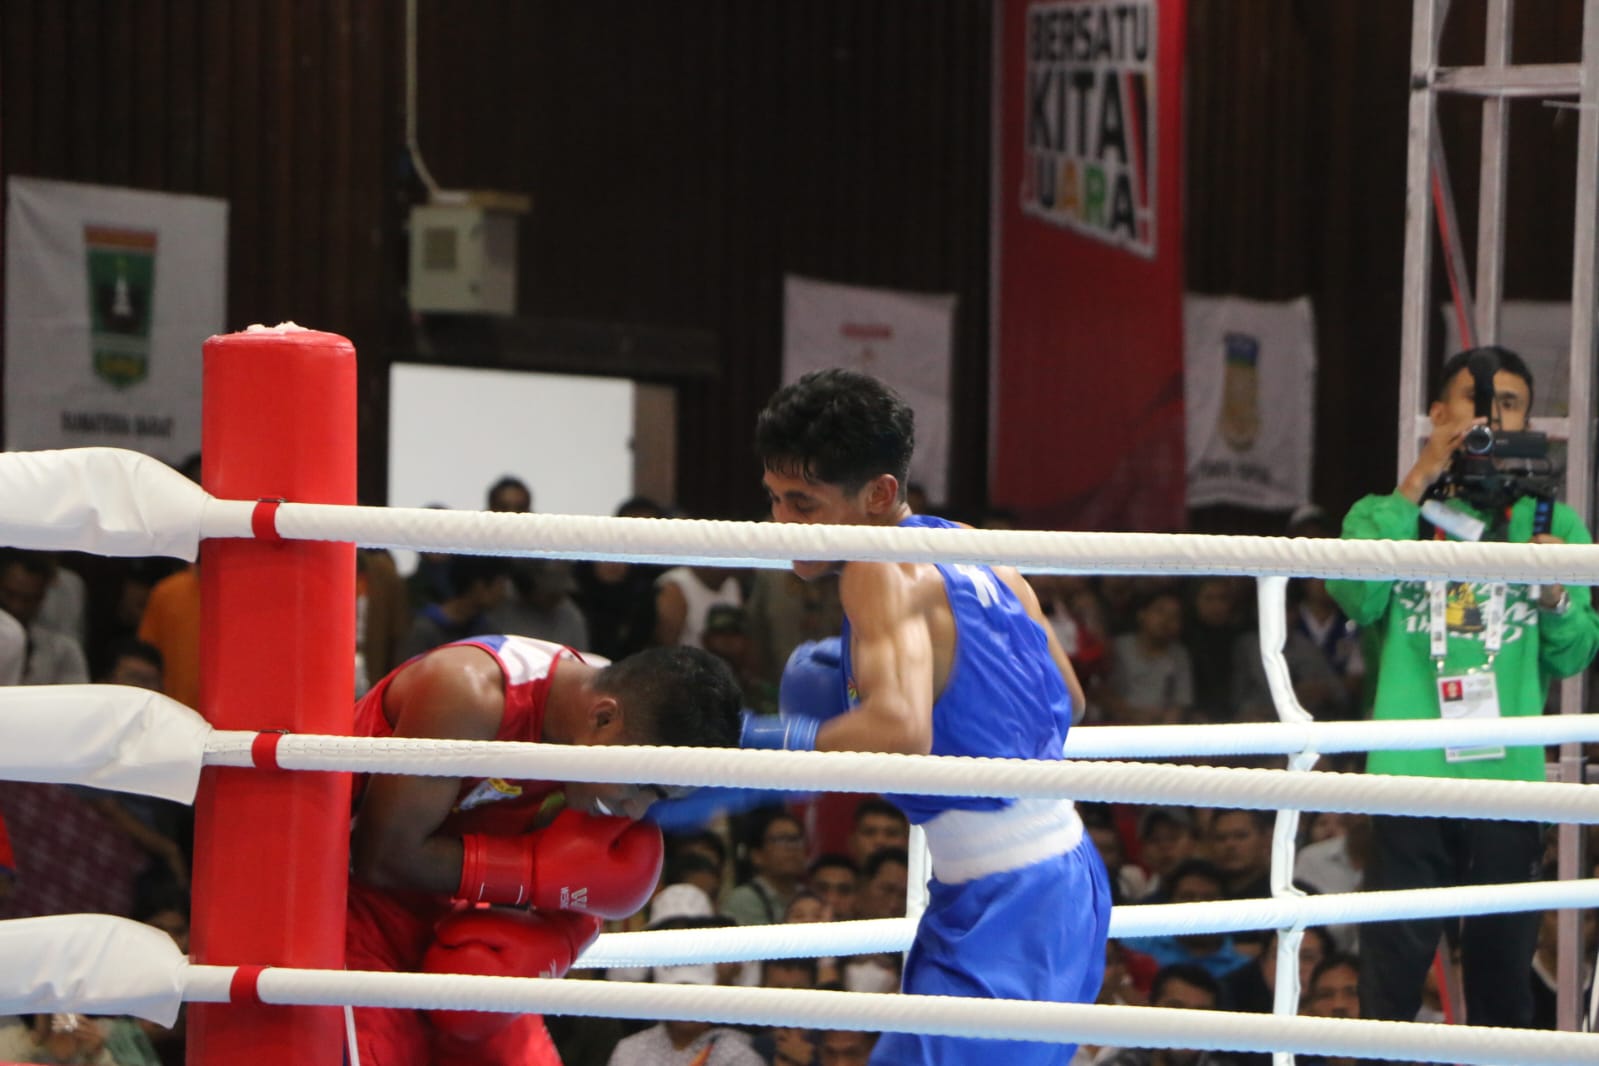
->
<box><xmin>748</xmin><ymin>369</ymin><xmax>1112</xmax><ymax>1064</ymax></box>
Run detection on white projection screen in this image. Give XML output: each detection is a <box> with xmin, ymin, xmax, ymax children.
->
<box><xmin>387</xmin><ymin>364</ymin><xmax>635</xmax><ymax>572</ymax></box>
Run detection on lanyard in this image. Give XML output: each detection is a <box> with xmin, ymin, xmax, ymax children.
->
<box><xmin>1428</xmin><ymin>580</ymin><xmax>1507</xmax><ymax>669</ymax></box>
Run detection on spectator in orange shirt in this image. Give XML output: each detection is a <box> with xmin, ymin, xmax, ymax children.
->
<box><xmin>138</xmin><ymin>564</ymin><xmax>200</xmax><ymax>709</ymax></box>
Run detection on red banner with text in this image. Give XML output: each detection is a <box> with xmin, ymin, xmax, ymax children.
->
<box><xmin>991</xmin><ymin>0</ymin><xmax>1186</xmax><ymax>531</ymax></box>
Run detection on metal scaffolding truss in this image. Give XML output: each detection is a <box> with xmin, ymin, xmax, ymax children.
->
<box><xmin>1399</xmin><ymin>0</ymin><xmax>1599</xmax><ymax>1034</ymax></box>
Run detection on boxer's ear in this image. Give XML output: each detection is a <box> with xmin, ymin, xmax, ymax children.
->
<box><xmin>583</xmin><ymin>694</ymin><xmax>626</xmax><ymax>743</ymax></box>
<box><xmin>863</xmin><ymin>473</ymin><xmax>901</xmax><ymax>517</ymax></box>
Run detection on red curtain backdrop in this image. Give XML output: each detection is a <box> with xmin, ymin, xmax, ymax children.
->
<box><xmin>991</xmin><ymin>0</ymin><xmax>1187</xmax><ymax>531</ymax></box>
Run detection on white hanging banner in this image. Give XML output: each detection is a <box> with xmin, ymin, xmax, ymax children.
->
<box><xmin>782</xmin><ymin>275</ymin><xmax>956</xmax><ymax>504</ymax></box>
<box><xmin>1184</xmin><ymin>295</ymin><xmax>1316</xmax><ymax>510</ymax></box>
<box><xmin>4</xmin><ymin>177</ymin><xmax>227</xmax><ymax>461</ymax></box>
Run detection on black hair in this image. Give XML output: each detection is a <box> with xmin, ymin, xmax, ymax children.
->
<box><xmin>766</xmin><ymin>955</ymin><xmax>820</xmax><ymax>983</ymax></box>
<box><xmin>785</xmin><ymin>890</ymin><xmax>825</xmax><ymax>915</ymax></box>
<box><xmin>853</xmin><ymin>796</ymin><xmax>906</xmax><ymax>827</ymax></box>
<box><xmin>100</xmin><ymin>636</ymin><xmax>164</xmax><ymax>679</ymax></box>
<box><xmin>615</xmin><ymin>495</ymin><xmax>666</xmax><ymax>518</ymax></box>
<box><xmin>978</xmin><ymin>507</ymin><xmax>1020</xmax><ymax>529</ymax></box>
<box><xmin>746</xmin><ymin>805</ymin><xmax>804</xmax><ymax>851</ymax></box>
<box><xmin>1138</xmin><ymin>806</ymin><xmax>1196</xmax><ymax>840</ymax></box>
<box><xmin>807</xmin><ymin>852</ymin><xmax>858</xmax><ymax>879</ymax></box>
<box><xmin>444</xmin><ymin>554</ymin><xmax>513</xmax><ymax>598</ymax></box>
<box><xmin>133</xmin><ymin>883</ymin><xmax>191</xmax><ymax>925</ymax></box>
<box><xmin>1133</xmin><ymin>584</ymin><xmax>1183</xmax><ymax>615</ymax></box>
<box><xmin>1077</xmin><ymin>802</ymin><xmax>1116</xmax><ymax>830</ymax></box>
<box><xmin>592</xmin><ymin>645</ymin><xmax>742</xmax><ymax>748</ymax></box>
<box><xmin>1301</xmin><ymin>925</ymin><xmax>1334</xmax><ymax>956</ymax></box>
<box><xmin>0</xmin><ymin>549</ymin><xmax>52</xmax><ymax>581</ymax></box>
<box><xmin>770</xmin><ymin>958</ymin><xmax>825</xmax><ymax>984</ymax></box>
<box><xmin>1211</xmin><ymin>808</ymin><xmax>1273</xmax><ymax>833</ymax></box>
<box><xmin>1164</xmin><ymin>857</ymin><xmax>1226</xmax><ymax>895</ymax></box>
<box><xmin>1436</xmin><ymin>345</ymin><xmax>1535</xmax><ymax>407</ymax></box>
<box><xmin>755</xmin><ymin>369</ymin><xmax>915</xmax><ymax>498</ymax></box>
<box><xmin>662</xmin><ymin>849</ymin><xmax>722</xmax><ymax>887</ymax></box>
<box><xmin>1151</xmin><ymin>962</ymin><xmax>1222</xmax><ymax>1005</ymax></box>
<box><xmin>486</xmin><ymin>475</ymin><xmax>532</xmax><ymax>509</ymax></box>
<box><xmin>667</xmin><ymin>828</ymin><xmax>728</xmax><ymax>869</ymax></box>
<box><xmin>652</xmin><ymin>914</ymin><xmax>736</xmax><ymax>933</ymax></box>
<box><xmin>1260</xmin><ymin>923</ymin><xmax>1334</xmax><ymax>953</ymax></box>
<box><xmin>1309</xmin><ymin>951</ymin><xmax>1360</xmax><ymax>989</ymax></box>
<box><xmin>862</xmin><ymin>846</ymin><xmax>909</xmax><ymax>881</ymax></box>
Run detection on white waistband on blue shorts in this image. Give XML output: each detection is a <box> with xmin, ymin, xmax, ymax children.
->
<box><xmin>920</xmin><ymin>797</ymin><xmax>1083</xmax><ymax>885</ymax></box>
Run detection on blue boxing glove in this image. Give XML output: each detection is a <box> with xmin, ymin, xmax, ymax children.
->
<box><xmin>740</xmin><ymin>638</ymin><xmax>848</xmax><ymax>750</ymax></box>
<box><xmin>779</xmin><ymin>637</ymin><xmax>850</xmax><ymax>721</ymax></box>
<box><xmin>644</xmin><ymin>784</ymin><xmax>793</xmax><ymax>831</ymax></box>
<box><xmin>740</xmin><ymin>708</ymin><xmax>822</xmax><ymax>750</ymax></box>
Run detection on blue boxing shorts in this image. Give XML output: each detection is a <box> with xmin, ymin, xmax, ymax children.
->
<box><xmin>872</xmin><ymin>807</ymin><xmax>1112</xmax><ymax>1065</ymax></box>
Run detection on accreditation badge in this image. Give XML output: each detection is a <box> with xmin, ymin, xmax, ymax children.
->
<box><xmin>1436</xmin><ymin>672</ymin><xmax>1506</xmax><ymax>762</ymax></box>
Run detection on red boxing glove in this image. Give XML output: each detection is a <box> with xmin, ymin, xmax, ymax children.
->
<box><xmin>457</xmin><ymin>809</ymin><xmax>664</xmax><ymax>918</ymax></box>
<box><xmin>423</xmin><ymin>907</ymin><xmax>603</xmax><ymax>1042</ymax></box>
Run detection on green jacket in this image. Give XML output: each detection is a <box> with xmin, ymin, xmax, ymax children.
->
<box><xmin>1327</xmin><ymin>491</ymin><xmax>1599</xmax><ymax>780</ymax></box>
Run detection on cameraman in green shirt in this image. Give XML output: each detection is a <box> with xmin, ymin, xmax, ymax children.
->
<box><xmin>1328</xmin><ymin>346</ymin><xmax>1599</xmax><ymax>1028</ymax></box>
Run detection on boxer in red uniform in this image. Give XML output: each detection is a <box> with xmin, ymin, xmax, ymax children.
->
<box><xmin>346</xmin><ymin>635</ymin><xmax>742</xmax><ymax>1066</ymax></box>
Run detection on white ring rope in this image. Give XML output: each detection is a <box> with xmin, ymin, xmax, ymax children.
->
<box><xmin>1065</xmin><ymin>714</ymin><xmax>1599</xmax><ymax>759</ymax></box>
<box><xmin>7</xmin><ymin>685</ymin><xmax>1599</xmax><ymax>813</ymax></box>
<box><xmin>579</xmin><ymin>918</ymin><xmax>916</xmax><ymax>969</ymax></box>
<box><xmin>6</xmin><ymin>449</ymin><xmax>1599</xmax><ymax>1059</ymax></box>
<box><xmin>6</xmin><ymin>448</ymin><xmax>1599</xmax><ymax>581</ymax></box>
<box><xmin>5</xmin><ymin>913</ymin><xmax>1593</xmax><ymax>1066</ymax></box>
<box><xmin>18</xmin><ymin>686</ymin><xmax>1599</xmax><ymax>804</ymax></box>
<box><xmin>204</xmin><ymin>734</ymin><xmax>1599</xmax><ymax>824</ymax></box>
<box><xmin>20</xmin><ymin>686</ymin><xmax>1599</xmax><ymax>799</ymax></box>
<box><xmin>242</xmin><ymin>498</ymin><xmax>1599</xmax><ymax>582</ymax></box>
<box><xmin>177</xmin><ymin>964</ymin><xmax>1599</xmax><ymax>1066</ymax></box>
<box><xmin>574</xmin><ymin>878</ymin><xmax>1599</xmax><ymax>968</ymax></box>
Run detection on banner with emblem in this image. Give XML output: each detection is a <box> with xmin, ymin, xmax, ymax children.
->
<box><xmin>990</xmin><ymin>0</ymin><xmax>1188</xmax><ymax>531</ymax></box>
<box><xmin>1184</xmin><ymin>294</ymin><xmax>1316</xmax><ymax>510</ymax></box>
<box><xmin>4</xmin><ymin>177</ymin><xmax>227</xmax><ymax>462</ymax></box>
<box><xmin>782</xmin><ymin>274</ymin><xmax>956</xmax><ymax>503</ymax></box>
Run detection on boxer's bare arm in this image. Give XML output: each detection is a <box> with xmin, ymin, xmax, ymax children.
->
<box><xmin>815</xmin><ymin>561</ymin><xmax>936</xmax><ymax>755</ymax></box>
<box><xmin>350</xmin><ymin>648</ymin><xmax>504</xmax><ymax>894</ymax></box>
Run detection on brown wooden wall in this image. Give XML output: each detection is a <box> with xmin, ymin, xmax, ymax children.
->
<box><xmin>1</xmin><ymin>0</ymin><xmax>1588</xmax><ymax>528</ymax></box>
<box><xmin>405</xmin><ymin>0</ymin><xmax>995</xmax><ymax>520</ymax></box>
<box><xmin>1</xmin><ymin>0</ymin><xmax>408</xmax><ymax>504</ymax></box>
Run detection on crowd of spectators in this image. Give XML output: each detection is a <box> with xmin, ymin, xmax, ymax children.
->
<box><xmin>1</xmin><ymin>468</ymin><xmax>1596</xmax><ymax>1064</ymax></box>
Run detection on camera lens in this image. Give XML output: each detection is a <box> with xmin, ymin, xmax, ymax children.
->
<box><xmin>1463</xmin><ymin>424</ymin><xmax>1495</xmax><ymax>456</ymax></box>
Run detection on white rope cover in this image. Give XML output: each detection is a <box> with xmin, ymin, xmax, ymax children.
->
<box><xmin>0</xmin><ymin>686</ymin><xmax>210</xmax><ymax>802</ymax></box>
<box><xmin>574</xmin><ymin>878</ymin><xmax>1599</xmax><ymax>968</ymax></box>
<box><xmin>0</xmin><ymin>448</ymin><xmax>221</xmax><ymax>561</ymax></box>
<box><xmin>205</xmin><ymin>733</ymin><xmax>1599</xmax><ymax>824</ymax></box>
<box><xmin>177</xmin><ymin>964</ymin><xmax>1599</xmax><ymax>1065</ymax></box>
<box><xmin>0</xmin><ymin>916</ymin><xmax>186</xmax><ymax>1026</ymax></box>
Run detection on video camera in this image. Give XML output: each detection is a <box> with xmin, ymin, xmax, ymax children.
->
<box><xmin>1429</xmin><ymin>347</ymin><xmax>1561</xmax><ymax>514</ymax></box>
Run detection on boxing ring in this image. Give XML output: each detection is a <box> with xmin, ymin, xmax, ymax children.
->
<box><xmin>4</xmin><ymin>328</ymin><xmax>1599</xmax><ymax>1064</ymax></box>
